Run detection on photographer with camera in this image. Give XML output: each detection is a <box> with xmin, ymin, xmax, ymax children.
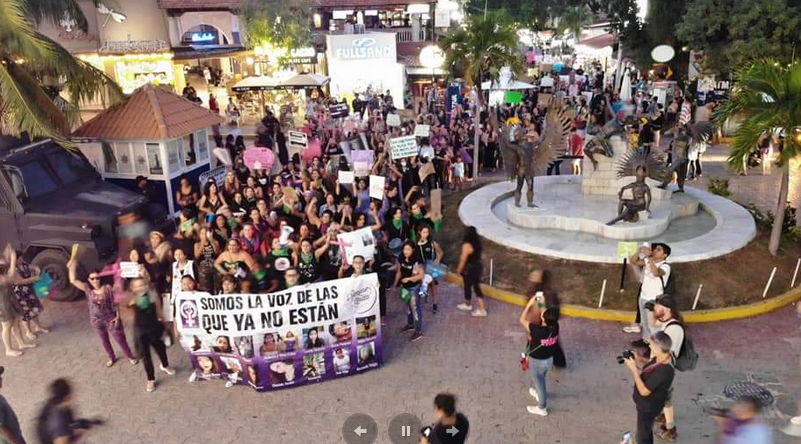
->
<box><xmin>712</xmin><ymin>395</ymin><xmax>772</xmax><ymax>444</ymax></box>
<box><xmin>648</xmin><ymin>295</ymin><xmax>684</xmax><ymax>441</ymax></box>
<box><xmin>626</xmin><ymin>243</ymin><xmax>672</xmax><ymax>337</ymax></box>
<box><xmin>622</xmin><ymin>332</ymin><xmax>675</xmax><ymax>444</ymax></box>
<box><xmin>36</xmin><ymin>379</ymin><xmax>104</xmax><ymax>444</ymax></box>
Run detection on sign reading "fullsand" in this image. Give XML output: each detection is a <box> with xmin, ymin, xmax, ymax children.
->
<box><xmin>327</xmin><ymin>33</ymin><xmax>397</xmax><ymax>62</ymax></box>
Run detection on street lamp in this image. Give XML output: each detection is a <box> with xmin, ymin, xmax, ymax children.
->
<box><xmin>420</xmin><ymin>45</ymin><xmax>445</xmax><ymax>92</ymax></box>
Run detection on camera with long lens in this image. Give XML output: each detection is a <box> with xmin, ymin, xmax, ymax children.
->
<box><xmin>644</xmin><ymin>301</ymin><xmax>655</xmax><ymax>311</ymax></box>
<box><xmin>616</xmin><ymin>349</ymin><xmax>635</xmax><ymax>364</ymax></box>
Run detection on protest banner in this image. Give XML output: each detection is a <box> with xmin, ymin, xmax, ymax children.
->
<box><xmin>385</xmin><ymin>114</ymin><xmax>401</xmax><ymax>127</ymax></box>
<box><xmin>288</xmin><ymin>131</ymin><xmax>308</xmax><ymax>149</ymax></box>
<box><xmin>337</xmin><ymin>227</ymin><xmax>376</xmax><ymax>264</ymax></box>
<box><xmin>338</xmin><ymin>170</ymin><xmax>355</xmax><ymax>184</ymax></box>
<box><xmin>369</xmin><ymin>175</ymin><xmax>385</xmax><ymax>200</ymax></box>
<box><xmin>200</xmin><ymin>164</ymin><xmax>230</xmax><ymax>188</ymax></box>
<box><xmin>390</xmin><ymin>136</ymin><xmax>418</xmax><ymax>160</ymax></box>
<box><xmin>243</xmin><ymin>148</ymin><xmax>275</xmax><ymax>171</ymax></box>
<box><xmin>414</xmin><ymin>124</ymin><xmax>431</xmax><ymax>138</ymax></box>
<box><xmin>329</xmin><ymin>103</ymin><xmax>349</xmax><ymax>118</ymax></box>
<box><xmin>352</xmin><ymin>150</ymin><xmax>374</xmax><ymax>177</ymax></box>
<box><xmin>176</xmin><ymin>274</ymin><xmax>382</xmax><ymax>392</ymax></box>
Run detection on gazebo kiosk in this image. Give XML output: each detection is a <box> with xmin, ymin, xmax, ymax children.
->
<box><xmin>73</xmin><ymin>83</ymin><xmax>224</xmax><ymax>216</ymax></box>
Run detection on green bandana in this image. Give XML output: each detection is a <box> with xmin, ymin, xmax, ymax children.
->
<box><xmin>412</xmin><ymin>213</ymin><xmax>424</xmax><ymax>220</ymax></box>
<box><xmin>272</xmin><ymin>247</ymin><xmax>289</xmax><ymax>257</ymax></box>
<box><xmin>136</xmin><ymin>294</ymin><xmax>151</xmax><ymax>310</ymax></box>
<box><xmin>392</xmin><ymin>219</ymin><xmax>402</xmax><ymax>229</ymax></box>
<box><xmin>301</xmin><ymin>252</ymin><xmax>314</xmax><ymax>264</ymax></box>
<box><xmin>253</xmin><ymin>269</ymin><xmax>267</xmax><ymax>280</ymax></box>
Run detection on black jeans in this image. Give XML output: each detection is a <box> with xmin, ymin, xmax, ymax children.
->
<box><xmin>137</xmin><ymin>330</ymin><xmax>169</xmax><ymax>381</ymax></box>
<box><xmin>636</xmin><ymin>409</ymin><xmax>659</xmax><ymax>444</ymax></box>
<box><xmin>462</xmin><ymin>265</ymin><xmax>484</xmax><ymax>301</ymax></box>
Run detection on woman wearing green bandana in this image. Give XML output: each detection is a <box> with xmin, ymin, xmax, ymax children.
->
<box><xmin>383</xmin><ymin>207</ymin><xmax>410</xmax><ymax>244</ymax></box>
<box><xmin>294</xmin><ymin>238</ymin><xmax>329</xmax><ymax>284</ymax></box>
<box><xmin>126</xmin><ymin>278</ymin><xmax>176</xmax><ymax>392</ymax></box>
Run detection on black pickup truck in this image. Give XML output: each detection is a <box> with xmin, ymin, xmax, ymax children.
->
<box><xmin>0</xmin><ymin>138</ymin><xmax>170</xmax><ymax>301</ymax></box>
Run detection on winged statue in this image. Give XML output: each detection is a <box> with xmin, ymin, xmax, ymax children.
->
<box><xmin>657</xmin><ymin>121</ymin><xmax>715</xmax><ymax>192</ymax></box>
<box><xmin>492</xmin><ymin>97</ymin><xmax>574</xmax><ymax>207</ymax></box>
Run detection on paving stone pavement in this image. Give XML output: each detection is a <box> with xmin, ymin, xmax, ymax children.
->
<box><xmin>2</xmin><ymin>282</ymin><xmax>801</xmax><ymax>444</ymax></box>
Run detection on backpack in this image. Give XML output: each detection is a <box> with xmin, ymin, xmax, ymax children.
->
<box><xmin>665</xmin><ymin>320</ymin><xmax>698</xmax><ymax>371</ymax></box>
<box><xmin>658</xmin><ymin>263</ymin><xmax>676</xmax><ymax>296</ymax></box>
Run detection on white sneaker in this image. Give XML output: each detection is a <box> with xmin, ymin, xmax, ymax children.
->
<box><xmin>623</xmin><ymin>324</ymin><xmax>641</xmax><ymax>333</ymax></box>
<box><xmin>471</xmin><ymin>309</ymin><xmax>487</xmax><ymax>317</ymax></box>
<box><xmin>791</xmin><ymin>416</ymin><xmax>801</xmax><ymax>425</ymax></box>
<box><xmin>225</xmin><ymin>380</ymin><xmax>234</xmax><ymax>388</ymax></box>
<box><xmin>526</xmin><ymin>406</ymin><xmax>548</xmax><ymax>416</ymax></box>
<box><xmin>160</xmin><ymin>365</ymin><xmax>176</xmax><ymax>376</ymax></box>
<box><xmin>528</xmin><ymin>388</ymin><xmax>539</xmax><ymax>402</ymax></box>
<box><xmin>163</xmin><ymin>336</ymin><xmax>172</xmax><ymax>347</ymax></box>
<box><xmin>188</xmin><ymin>372</ymin><xmax>198</xmax><ymax>382</ymax></box>
<box><xmin>456</xmin><ymin>303</ymin><xmax>473</xmax><ymax>311</ymax></box>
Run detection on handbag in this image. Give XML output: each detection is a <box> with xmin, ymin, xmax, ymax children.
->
<box><xmin>399</xmin><ymin>287</ymin><xmax>412</xmax><ymax>303</ymax></box>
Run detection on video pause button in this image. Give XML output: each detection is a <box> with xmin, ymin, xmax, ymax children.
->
<box><xmin>388</xmin><ymin>413</ymin><xmax>422</xmax><ymax>444</ymax></box>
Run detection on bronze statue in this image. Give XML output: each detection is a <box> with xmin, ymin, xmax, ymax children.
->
<box><xmin>584</xmin><ymin>113</ymin><xmax>647</xmax><ymax>169</ymax></box>
<box><xmin>607</xmin><ymin>165</ymin><xmax>652</xmax><ymax>225</ymax></box>
<box><xmin>495</xmin><ymin>98</ymin><xmax>573</xmax><ymax>207</ymax></box>
<box><xmin>658</xmin><ymin>122</ymin><xmax>714</xmax><ymax>193</ymax></box>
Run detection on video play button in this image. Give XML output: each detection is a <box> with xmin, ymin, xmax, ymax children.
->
<box><xmin>342</xmin><ymin>413</ymin><xmax>378</xmax><ymax>444</ymax></box>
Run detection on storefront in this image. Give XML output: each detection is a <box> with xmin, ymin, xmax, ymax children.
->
<box><xmin>326</xmin><ymin>32</ymin><xmax>406</xmax><ymax>108</ymax></box>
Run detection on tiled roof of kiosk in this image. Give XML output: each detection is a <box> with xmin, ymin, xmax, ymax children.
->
<box><xmin>72</xmin><ymin>84</ymin><xmax>224</xmax><ymax>140</ymax></box>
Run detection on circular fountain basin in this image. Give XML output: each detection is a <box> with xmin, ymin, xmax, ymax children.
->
<box><xmin>459</xmin><ymin>176</ymin><xmax>756</xmax><ymax>264</ymax></box>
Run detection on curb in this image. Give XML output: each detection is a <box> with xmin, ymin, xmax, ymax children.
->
<box><xmin>445</xmin><ymin>273</ymin><xmax>801</xmax><ymax>323</ymax></box>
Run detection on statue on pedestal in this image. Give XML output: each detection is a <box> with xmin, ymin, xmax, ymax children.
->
<box><xmin>658</xmin><ymin>122</ymin><xmax>714</xmax><ymax>193</ymax></box>
<box><xmin>495</xmin><ymin>97</ymin><xmax>573</xmax><ymax>207</ymax></box>
<box><xmin>607</xmin><ymin>148</ymin><xmax>667</xmax><ymax>225</ymax></box>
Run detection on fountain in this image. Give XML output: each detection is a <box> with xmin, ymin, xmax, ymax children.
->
<box><xmin>460</xmin><ymin>136</ymin><xmax>756</xmax><ymax>263</ymax></box>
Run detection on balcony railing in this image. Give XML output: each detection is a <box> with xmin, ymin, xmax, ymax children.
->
<box><xmin>312</xmin><ymin>27</ymin><xmax>427</xmax><ymax>43</ymax></box>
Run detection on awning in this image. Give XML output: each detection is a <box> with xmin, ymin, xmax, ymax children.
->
<box><xmin>172</xmin><ymin>45</ymin><xmax>247</xmax><ymax>60</ymax></box>
<box><xmin>481</xmin><ymin>80</ymin><xmax>536</xmax><ymax>90</ymax></box>
<box><xmin>232</xmin><ymin>76</ymin><xmax>281</xmax><ymax>92</ymax></box>
<box><xmin>278</xmin><ymin>73</ymin><xmax>330</xmax><ymax>89</ymax></box>
<box><xmin>579</xmin><ymin>33</ymin><xmax>616</xmax><ymax>49</ymax></box>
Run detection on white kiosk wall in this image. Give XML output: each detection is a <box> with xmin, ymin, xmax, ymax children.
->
<box><xmin>326</xmin><ymin>33</ymin><xmax>405</xmax><ymax>109</ymax></box>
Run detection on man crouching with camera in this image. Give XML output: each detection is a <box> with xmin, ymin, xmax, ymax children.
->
<box><xmin>622</xmin><ymin>331</ymin><xmax>675</xmax><ymax>444</ymax></box>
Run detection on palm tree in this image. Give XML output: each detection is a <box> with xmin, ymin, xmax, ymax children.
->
<box><xmin>715</xmin><ymin>59</ymin><xmax>801</xmax><ymax>256</ymax></box>
<box><xmin>440</xmin><ymin>11</ymin><xmax>524</xmax><ymax>179</ymax></box>
<box><xmin>0</xmin><ymin>0</ymin><xmax>122</xmax><ymax>147</ymax></box>
<box><xmin>558</xmin><ymin>5</ymin><xmax>593</xmax><ymax>42</ymax></box>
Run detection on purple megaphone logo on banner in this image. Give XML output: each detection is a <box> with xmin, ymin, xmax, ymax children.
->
<box><xmin>180</xmin><ymin>300</ymin><xmax>199</xmax><ymax>328</ymax></box>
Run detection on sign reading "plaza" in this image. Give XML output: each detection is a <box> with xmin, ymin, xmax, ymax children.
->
<box><xmin>328</xmin><ymin>33</ymin><xmax>397</xmax><ymax>61</ymax></box>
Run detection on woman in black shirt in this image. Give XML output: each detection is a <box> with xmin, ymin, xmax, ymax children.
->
<box><xmin>383</xmin><ymin>207</ymin><xmax>410</xmax><ymax>244</ymax></box>
<box><xmin>294</xmin><ymin>238</ymin><xmax>329</xmax><ymax>284</ymax></box>
<box><xmin>416</xmin><ymin>224</ymin><xmax>443</xmax><ymax>313</ymax></box>
<box><xmin>519</xmin><ymin>300</ymin><xmax>560</xmax><ymax>416</ymax></box>
<box><xmin>394</xmin><ymin>241</ymin><xmax>424</xmax><ymax>342</ymax></box>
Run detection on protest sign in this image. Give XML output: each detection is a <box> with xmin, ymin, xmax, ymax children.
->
<box><xmin>537</xmin><ymin>92</ymin><xmax>553</xmax><ymax>107</ymax></box>
<box><xmin>418</xmin><ymin>161</ymin><xmax>435</xmax><ymax>182</ymax></box>
<box><xmin>504</xmin><ymin>91</ymin><xmax>523</xmax><ymax>104</ymax></box>
<box><xmin>352</xmin><ymin>150</ymin><xmax>374</xmax><ymax>177</ymax></box>
<box><xmin>200</xmin><ymin>165</ymin><xmax>230</xmax><ymax>188</ymax></box>
<box><xmin>120</xmin><ymin>262</ymin><xmax>141</xmax><ymax>278</ymax></box>
<box><xmin>369</xmin><ymin>175</ymin><xmax>385</xmax><ymax>200</ymax></box>
<box><xmin>429</xmin><ymin>189</ymin><xmax>442</xmax><ymax>220</ymax></box>
<box><xmin>288</xmin><ymin>131</ymin><xmax>308</xmax><ymax>149</ymax></box>
<box><xmin>414</xmin><ymin>124</ymin><xmax>431</xmax><ymax>138</ymax></box>
<box><xmin>337</xmin><ymin>227</ymin><xmax>377</xmax><ymax>264</ymax></box>
<box><xmin>390</xmin><ymin>136</ymin><xmax>418</xmax><ymax>160</ymax></box>
<box><xmin>338</xmin><ymin>171</ymin><xmax>355</xmax><ymax>184</ymax></box>
<box><xmin>176</xmin><ymin>274</ymin><xmax>382</xmax><ymax>391</ymax></box>
<box><xmin>329</xmin><ymin>103</ymin><xmax>349</xmax><ymax>118</ymax></box>
<box><xmin>243</xmin><ymin>148</ymin><xmax>275</xmax><ymax>171</ymax></box>
<box><xmin>386</xmin><ymin>114</ymin><xmax>401</xmax><ymax>127</ymax></box>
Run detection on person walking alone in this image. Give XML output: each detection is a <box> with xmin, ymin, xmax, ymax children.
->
<box><xmin>520</xmin><ymin>300</ymin><xmax>560</xmax><ymax>417</ymax></box>
<box><xmin>455</xmin><ymin>226</ymin><xmax>487</xmax><ymax>317</ymax></box>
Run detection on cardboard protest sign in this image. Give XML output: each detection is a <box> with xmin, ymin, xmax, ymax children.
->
<box><xmin>288</xmin><ymin>131</ymin><xmax>308</xmax><ymax>149</ymax></box>
<box><xmin>337</xmin><ymin>227</ymin><xmax>377</xmax><ymax>264</ymax></box>
<box><xmin>429</xmin><ymin>189</ymin><xmax>442</xmax><ymax>221</ymax></box>
<box><xmin>176</xmin><ymin>274</ymin><xmax>382</xmax><ymax>391</ymax></box>
<box><xmin>369</xmin><ymin>175</ymin><xmax>385</xmax><ymax>200</ymax></box>
<box><xmin>390</xmin><ymin>136</ymin><xmax>418</xmax><ymax>160</ymax></box>
<box><xmin>414</xmin><ymin>124</ymin><xmax>431</xmax><ymax>137</ymax></box>
<box><xmin>351</xmin><ymin>150</ymin><xmax>374</xmax><ymax>177</ymax></box>
<box><xmin>338</xmin><ymin>171</ymin><xmax>355</xmax><ymax>184</ymax></box>
<box><xmin>200</xmin><ymin>165</ymin><xmax>230</xmax><ymax>188</ymax></box>
<box><xmin>537</xmin><ymin>92</ymin><xmax>553</xmax><ymax>107</ymax></box>
<box><xmin>243</xmin><ymin>148</ymin><xmax>275</xmax><ymax>171</ymax></box>
<box><xmin>386</xmin><ymin>114</ymin><xmax>401</xmax><ymax>127</ymax></box>
<box><xmin>418</xmin><ymin>161</ymin><xmax>435</xmax><ymax>182</ymax></box>
<box><xmin>120</xmin><ymin>261</ymin><xmax>141</xmax><ymax>278</ymax></box>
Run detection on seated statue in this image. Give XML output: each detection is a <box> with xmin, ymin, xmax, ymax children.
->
<box><xmin>607</xmin><ymin>165</ymin><xmax>651</xmax><ymax>225</ymax></box>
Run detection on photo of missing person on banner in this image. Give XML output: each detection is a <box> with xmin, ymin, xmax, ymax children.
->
<box><xmin>333</xmin><ymin>347</ymin><xmax>351</xmax><ymax>374</ymax></box>
<box><xmin>357</xmin><ymin>342</ymin><xmax>376</xmax><ymax>368</ymax></box>
<box><xmin>194</xmin><ymin>355</ymin><xmax>222</xmax><ymax>380</ymax></box>
<box><xmin>246</xmin><ymin>363</ymin><xmax>262</xmax><ymax>389</ymax></box>
<box><xmin>357</xmin><ymin>316</ymin><xmax>377</xmax><ymax>339</ymax></box>
<box><xmin>235</xmin><ymin>335</ymin><xmax>254</xmax><ymax>359</ymax></box>
<box><xmin>303</xmin><ymin>352</ymin><xmax>327</xmax><ymax>379</ymax></box>
<box><xmin>328</xmin><ymin>321</ymin><xmax>353</xmax><ymax>344</ymax></box>
<box><xmin>269</xmin><ymin>359</ymin><xmax>297</xmax><ymax>385</ymax></box>
<box><xmin>213</xmin><ymin>335</ymin><xmax>233</xmax><ymax>354</ymax></box>
<box><xmin>303</xmin><ymin>326</ymin><xmax>326</xmax><ymax>350</ymax></box>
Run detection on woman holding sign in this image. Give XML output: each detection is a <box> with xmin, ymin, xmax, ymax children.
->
<box><xmin>67</xmin><ymin>259</ymin><xmax>137</xmax><ymax>367</ymax></box>
<box><xmin>395</xmin><ymin>241</ymin><xmax>425</xmax><ymax>342</ymax></box>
